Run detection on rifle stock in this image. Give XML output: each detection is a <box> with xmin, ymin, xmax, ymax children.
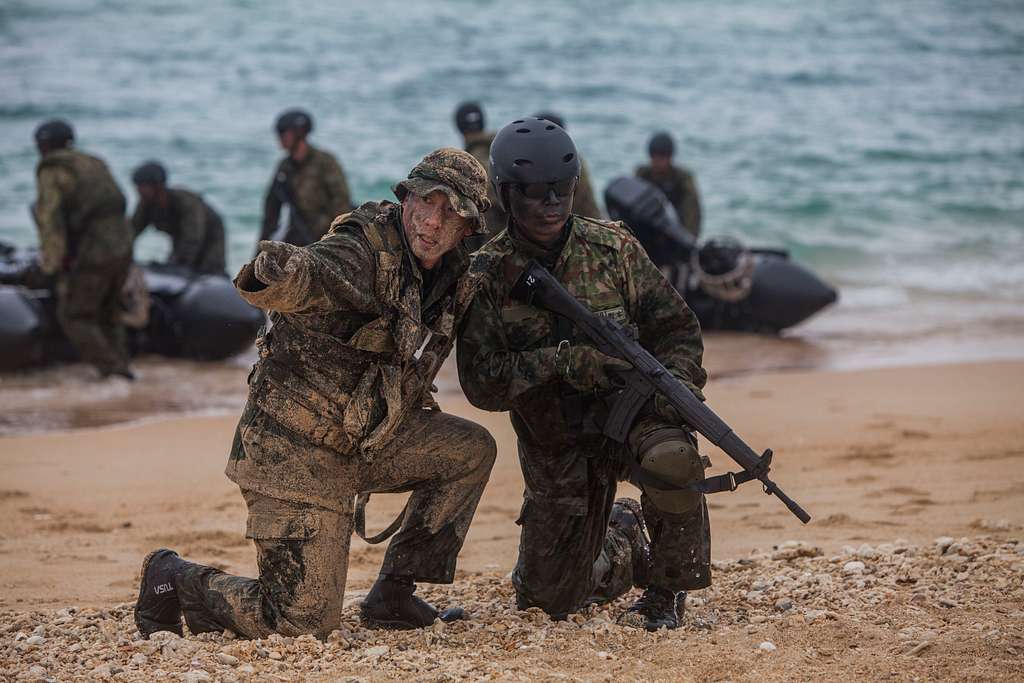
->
<box><xmin>510</xmin><ymin>259</ymin><xmax>811</xmax><ymax>524</ymax></box>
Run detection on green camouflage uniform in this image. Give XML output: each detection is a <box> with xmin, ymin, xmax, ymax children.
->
<box><xmin>33</xmin><ymin>148</ymin><xmax>134</xmax><ymax>376</ymax></box>
<box><xmin>174</xmin><ymin>149</ymin><xmax>496</xmax><ymax>640</ymax></box>
<box><xmin>635</xmin><ymin>164</ymin><xmax>702</xmax><ymax>238</ymax></box>
<box><xmin>131</xmin><ymin>187</ymin><xmax>226</xmax><ymax>274</ymax></box>
<box><xmin>259</xmin><ymin>145</ymin><xmax>353</xmax><ymax>245</ymax></box>
<box><xmin>457</xmin><ymin>216</ymin><xmax>711</xmax><ymax>618</ymax></box>
<box><xmin>572</xmin><ymin>160</ymin><xmax>602</xmax><ymax>219</ymax></box>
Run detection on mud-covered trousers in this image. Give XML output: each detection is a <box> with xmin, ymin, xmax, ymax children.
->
<box><xmin>174</xmin><ymin>407</ymin><xmax>496</xmax><ymax>639</ymax></box>
<box><xmin>56</xmin><ymin>256</ymin><xmax>132</xmax><ymax>375</ymax></box>
<box><xmin>512</xmin><ymin>417</ymin><xmax>711</xmax><ymax>618</ymax></box>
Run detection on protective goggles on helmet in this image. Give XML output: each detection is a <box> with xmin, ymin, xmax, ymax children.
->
<box><xmin>512</xmin><ymin>178</ymin><xmax>578</xmax><ymax>200</ymax></box>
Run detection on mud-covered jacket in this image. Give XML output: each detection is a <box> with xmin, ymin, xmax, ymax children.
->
<box><xmin>131</xmin><ymin>187</ymin><xmax>226</xmax><ymax>274</ymax></box>
<box><xmin>234</xmin><ymin>201</ymin><xmax>479</xmax><ymax>467</ymax></box>
<box><xmin>34</xmin><ymin>149</ymin><xmax>132</xmax><ymax>273</ymax></box>
<box><xmin>457</xmin><ymin>215</ymin><xmax>706</xmax><ymax>449</ymax></box>
<box><xmin>635</xmin><ymin>164</ymin><xmax>702</xmax><ymax>238</ymax></box>
<box><xmin>259</xmin><ymin>145</ymin><xmax>353</xmax><ymax>244</ymax></box>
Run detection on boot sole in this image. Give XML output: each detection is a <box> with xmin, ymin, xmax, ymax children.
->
<box><xmin>134</xmin><ymin>548</ymin><xmax>183</xmax><ymax>639</ymax></box>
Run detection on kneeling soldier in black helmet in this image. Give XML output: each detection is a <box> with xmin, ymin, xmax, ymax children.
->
<box><xmin>458</xmin><ymin>117</ymin><xmax>711</xmax><ymax>630</ymax></box>
<box><xmin>131</xmin><ymin>161</ymin><xmax>227</xmax><ymax>275</ymax></box>
<box><xmin>258</xmin><ymin>108</ymin><xmax>353</xmax><ymax>247</ymax></box>
<box><xmin>135</xmin><ymin>148</ymin><xmax>497</xmax><ymax>640</ymax></box>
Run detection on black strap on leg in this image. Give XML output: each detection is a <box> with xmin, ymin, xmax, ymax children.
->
<box><xmin>624</xmin><ymin>456</ymin><xmax>759</xmax><ymax>496</ymax></box>
<box><xmin>353</xmin><ymin>493</ymin><xmax>407</xmax><ymax>545</ymax></box>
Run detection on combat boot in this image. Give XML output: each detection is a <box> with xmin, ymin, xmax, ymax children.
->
<box><xmin>618</xmin><ymin>586</ymin><xmax>683</xmax><ymax>631</ymax></box>
<box><xmin>134</xmin><ymin>548</ymin><xmax>191</xmax><ymax>638</ymax></box>
<box><xmin>608</xmin><ymin>497</ymin><xmax>652</xmax><ymax>588</ymax></box>
<box><xmin>359</xmin><ymin>575</ymin><xmax>465</xmax><ymax>630</ymax></box>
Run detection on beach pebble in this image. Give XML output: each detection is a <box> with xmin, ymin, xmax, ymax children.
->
<box><xmin>130</xmin><ymin>653</ymin><xmax>148</xmax><ymax>666</ymax></box>
<box><xmin>216</xmin><ymin>652</ymin><xmax>240</xmax><ymax>666</ymax></box>
<box><xmin>363</xmin><ymin>645</ymin><xmax>389</xmax><ymax>658</ymax></box>
<box><xmin>774</xmin><ymin>598</ymin><xmax>794</xmax><ymax>612</ymax></box>
<box><xmin>842</xmin><ymin>561</ymin><xmax>866</xmax><ymax>575</ymax></box>
<box><xmin>183</xmin><ymin>671</ymin><xmax>211</xmax><ymax>683</ymax></box>
<box><xmin>935</xmin><ymin>537</ymin><xmax>955</xmax><ymax>553</ymax></box>
<box><xmin>758</xmin><ymin>641</ymin><xmax>778</xmax><ymax>652</ymax></box>
<box><xmin>24</xmin><ymin>635</ymin><xmax>45</xmax><ymax>647</ymax></box>
<box><xmin>26</xmin><ymin>665</ymin><xmax>47</xmax><ymax>680</ymax></box>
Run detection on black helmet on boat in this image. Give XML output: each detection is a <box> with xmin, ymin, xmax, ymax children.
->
<box><xmin>533</xmin><ymin>111</ymin><xmax>565</xmax><ymax>129</ymax></box>
<box><xmin>648</xmin><ymin>131</ymin><xmax>674</xmax><ymax>157</ymax></box>
<box><xmin>489</xmin><ymin>117</ymin><xmax>580</xmax><ymax>211</ymax></box>
<box><xmin>34</xmin><ymin>119</ymin><xmax>74</xmax><ymax>148</ymax></box>
<box><xmin>275</xmin><ymin>109</ymin><xmax>313</xmax><ymax>136</ymax></box>
<box><xmin>454</xmin><ymin>101</ymin><xmax>485</xmax><ymax>134</ymax></box>
<box><xmin>132</xmin><ymin>161</ymin><xmax>168</xmax><ymax>187</ymax></box>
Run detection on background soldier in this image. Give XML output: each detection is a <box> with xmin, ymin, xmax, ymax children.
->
<box><xmin>454</xmin><ymin>101</ymin><xmax>506</xmax><ymax>240</ymax></box>
<box><xmin>135</xmin><ymin>148</ymin><xmax>496</xmax><ymax>640</ymax></box>
<box><xmin>258</xmin><ymin>108</ymin><xmax>353</xmax><ymax>247</ymax></box>
<box><xmin>458</xmin><ymin>118</ymin><xmax>711</xmax><ymax>631</ymax></box>
<box><xmin>533</xmin><ymin>112</ymin><xmax>602</xmax><ymax>219</ymax></box>
<box><xmin>131</xmin><ymin>161</ymin><xmax>227</xmax><ymax>275</ymax></box>
<box><xmin>635</xmin><ymin>131</ymin><xmax>702</xmax><ymax>239</ymax></box>
<box><xmin>32</xmin><ymin>119</ymin><xmax>135</xmax><ymax>380</ymax></box>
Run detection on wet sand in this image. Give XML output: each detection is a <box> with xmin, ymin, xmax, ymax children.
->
<box><xmin>1</xmin><ymin>357</ymin><xmax>1022</xmax><ymax>680</ymax></box>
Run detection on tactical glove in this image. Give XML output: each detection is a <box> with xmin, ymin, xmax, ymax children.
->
<box><xmin>253</xmin><ymin>240</ymin><xmax>307</xmax><ymax>285</ymax></box>
<box><xmin>560</xmin><ymin>344</ymin><xmax>632</xmax><ymax>393</ymax></box>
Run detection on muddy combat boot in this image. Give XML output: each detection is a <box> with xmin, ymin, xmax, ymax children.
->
<box><xmin>609</xmin><ymin>497</ymin><xmax>652</xmax><ymax>587</ymax></box>
<box><xmin>134</xmin><ymin>548</ymin><xmax>191</xmax><ymax>638</ymax></box>
<box><xmin>359</xmin><ymin>575</ymin><xmax>465</xmax><ymax>630</ymax></box>
<box><xmin>618</xmin><ymin>586</ymin><xmax>683</xmax><ymax>631</ymax></box>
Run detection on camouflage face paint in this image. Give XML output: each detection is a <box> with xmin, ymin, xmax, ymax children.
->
<box><xmin>506</xmin><ymin>181</ymin><xmax>575</xmax><ymax>245</ymax></box>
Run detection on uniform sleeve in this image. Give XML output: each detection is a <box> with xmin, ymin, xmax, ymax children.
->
<box><xmin>33</xmin><ymin>165</ymin><xmax>75</xmax><ymax>274</ymax></box>
<box><xmin>259</xmin><ymin>164</ymin><xmax>283</xmax><ymax>243</ymax></box>
<box><xmin>622</xmin><ymin>237</ymin><xmax>707</xmax><ymax>400</ymax></box>
<box><xmin>130</xmin><ymin>201</ymin><xmax>151</xmax><ymax>237</ymax></box>
<box><xmin>679</xmin><ymin>169</ymin><xmax>702</xmax><ymax>237</ymax></box>
<box><xmin>169</xmin><ymin>193</ymin><xmax>207</xmax><ymax>267</ymax></box>
<box><xmin>323</xmin><ymin>155</ymin><xmax>353</xmax><ymax>217</ymax></box>
<box><xmin>235</xmin><ymin>231</ymin><xmax>378</xmax><ymax>315</ymax></box>
<box><xmin>457</xmin><ymin>277</ymin><xmax>561</xmax><ymax>412</ymax></box>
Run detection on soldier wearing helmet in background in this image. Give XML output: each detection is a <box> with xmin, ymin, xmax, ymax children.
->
<box><xmin>31</xmin><ymin>119</ymin><xmax>135</xmax><ymax>380</ymax></box>
<box><xmin>135</xmin><ymin>148</ymin><xmax>497</xmax><ymax>640</ymax></box>
<box><xmin>533</xmin><ymin>112</ymin><xmax>603</xmax><ymax>220</ymax></box>
<box><xmin>131</xmin><ymin>161</ymin><xmax>227</xmax><ymax>275</ymax></box>
<box><xmin>453</xmin><ymin>101</ymin><xmax>506</xmax><ymax>240</ymax></box>
<box><xmin>258</xmin><ymin>108</ymin><xmax>353</xmax><ymax>247</ymax></box>
<box><xmin>635</xmin><ymin>131</ymin><xmax>702</xmax><ymax>239</ymax></box>
<box><xmin>458</xmin><ymin>117</ymin><xmax>711</xmax><ymax>631</ymax></box>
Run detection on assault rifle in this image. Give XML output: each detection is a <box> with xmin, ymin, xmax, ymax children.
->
<box><xmin>510</xmin><ymin>260</ymin><xmax>811</xmax><ymax>524</ymax></box>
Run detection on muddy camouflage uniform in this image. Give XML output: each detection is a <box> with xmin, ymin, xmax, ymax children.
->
<box><xmin>635</xmin><ymin>164</ymin><xmax>702</xmax><ymax>239</ymax></box>
<box><xmin>131</xmin><ymin>187</ymin><xmax>226</xmax><ymax>274</ymax></box>
<box><xmin>259</xmin><ymin>145</ymin><xmax>353</xmax><ymax>245</ymax></box>
<box><xmin>457</xmin><ymin>216</ymin><xmax>711</xmax><ymax>617</ymax></box>
<box><xmin>173</xmin><ymin>149</ymin><xmax>496</xmax><ymax>640</ymax></box>
<box><xmin>34</xmin><ymin>148</ymin><xmax>134</xmax><ymax>375</ymax></box>
<box><xmin>465</xmin><ymin>132</ymin><xmax>603</xmax><ymax>240</ymax></box>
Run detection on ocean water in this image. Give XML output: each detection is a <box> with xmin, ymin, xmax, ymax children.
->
<box><xmin>1</xmin><ymin>0</ymin><xmax>1023</xmax><ymax>351</ymax></box>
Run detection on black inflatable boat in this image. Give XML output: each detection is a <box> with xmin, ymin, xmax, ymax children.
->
<box><xmin>0</xmin><ymin>242</ymin><xmax>264</xmax><ymax>372</ymax></box>
<box><xmin>604</xmin><ymin>176</ymin><xmax>837</xmax><ymax>333</ymax></box>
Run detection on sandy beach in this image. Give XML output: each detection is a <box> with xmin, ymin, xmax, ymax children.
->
<box><xmin>2</xmin><ymin>356</ymin><xmax>1022</xmax><ymax>681</ymax></box>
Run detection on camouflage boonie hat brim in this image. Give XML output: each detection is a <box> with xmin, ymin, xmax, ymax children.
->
<box><xmin>393</xmin><ymin>147</ymin><xmax>491</xmax><ymax>234</ymax></box>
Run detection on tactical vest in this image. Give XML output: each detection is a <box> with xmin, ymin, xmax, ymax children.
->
<box><xmin>37</xmin><ymin>150</ymin><xmax>126</xmax><ymax>238</ymax></box>
<box><xmin>250</xmin><ymin>202</ymin><xmax>482</xmax><ymax>459</ymax></box>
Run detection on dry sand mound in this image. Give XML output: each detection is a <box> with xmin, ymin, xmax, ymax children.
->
<box><xmin>4</xmin><ymin>536</ymin><xmax>1022</xmax><ymax>682</ymax></box>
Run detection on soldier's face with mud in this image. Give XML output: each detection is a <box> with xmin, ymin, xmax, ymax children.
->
<box><xmin>401</xmin><ymin>190</ymin><xmax>475</xmax><ymax>269</ymax></box>
<box><xmin>506</xmin><ymin>180</ymin><xmax>577</xmax><ymax>245</ymax></box>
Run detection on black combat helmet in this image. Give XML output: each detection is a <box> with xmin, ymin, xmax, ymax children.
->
<box><xmin>34</xmin><ymin>119</ymin><xmax>74</xmax><ymax>148</ymax></box>
<box><xmin>533</xmin><ymin>111</ymin><xmax>565</xmax><ymax>129</ymax></box>
<box><xmin>648</xmin><ymin>131</ymin><xmax>675</xmax><ymax>157</ymax></box>
<box><xmin>132</xmin><ymin>161</ymin><xmax>168</xmax><ymax>186</ymax></box>
<box><xmin>275</xmin><ymin>109</ymin><xmax>313</xmax><ymax>136</ymax></box>
<box><xmin>489</xmin><ymin>117</ymin><xmax>580</xmax><ymax>211</ymax></box>
<box><xmin>454</xmin><ymin>101</ymin><xmax>485</xmax><ymax>134</ymax></box>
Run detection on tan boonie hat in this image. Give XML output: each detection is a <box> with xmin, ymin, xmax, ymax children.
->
<box><xmin>393</xmin><ymin>147</ymin><xmax>491</xmax><ymax>234</ymax></box>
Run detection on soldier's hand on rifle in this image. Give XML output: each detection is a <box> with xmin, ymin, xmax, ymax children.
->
<box><xmin>559</xmin><ymin>344</ymin><xmax>632</xmax><ymax>393</ymax></box>
<box><xmin>254</xmin><ymin>240</ymin><xmax>304</xmax><ymax>285</ymax></box>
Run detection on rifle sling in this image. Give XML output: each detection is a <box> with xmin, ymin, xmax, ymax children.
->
<box><xmin>353</xmin><ymin>492</ymin><xmax>406</xmax><ymax>545</ymax></box>
<box><xmin>623</xmin><ymin>453</ymin><xmax>758</xmax><ymax>495</ymax></box>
